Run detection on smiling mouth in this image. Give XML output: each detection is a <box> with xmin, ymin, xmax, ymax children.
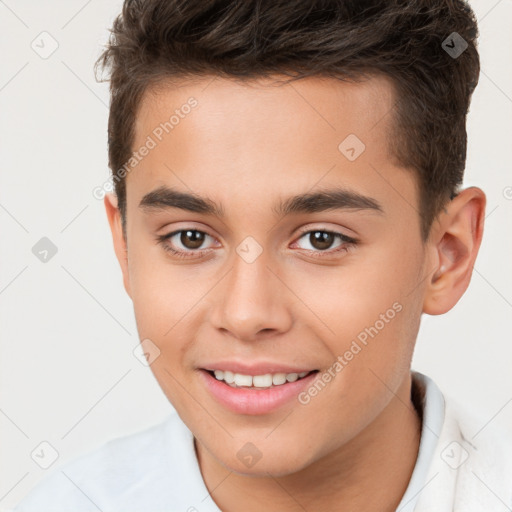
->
<box><xmin>203</xmin><ymin>369</ymin><xmax>319</xmax><ymax>389</ymax></box>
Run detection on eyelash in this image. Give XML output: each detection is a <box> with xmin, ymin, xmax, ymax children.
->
<box><xmin>156</xmin><ymin>228</ymin><xmax>358</xmax><ymax>260</ymax></box>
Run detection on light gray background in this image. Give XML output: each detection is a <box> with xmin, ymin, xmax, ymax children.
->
<box><xmin>1</xmin><ymin>0</ymin><xmax>511</xmax><ymax>509</ymax></box>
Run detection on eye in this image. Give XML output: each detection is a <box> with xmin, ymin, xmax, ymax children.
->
<box><xmin>156</xmin><ymin>227</ymin><xmax>358</xmax><ymax>260</ymax></box>
<box><xmin>293</xmin><ymin>229</ymin><xmax>358</xmax><ymax>257</ymax></box>
<box><xmin>156</xmin><ymin>229</ymin><xmax>216</xmax><ymax>259</ymax></box>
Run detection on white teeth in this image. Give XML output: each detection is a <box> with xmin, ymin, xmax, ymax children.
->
<box><xmin>223</xmin><ymin>370</ymin><xmax>235</xmax><ymax>384</ymax></box>
<box><xmin>272</xmin><ymin>373</ymin><xmax>287</xmax><ymax>385</ymax></box>
<box><xmin>233</xmin><ymin>373</ymin><xmax>253</xmax><ymax>387</ymax></box>
<box><xmin>252</xmin><ymin>374</ymin><xmax>273</xmax><ymax>388</ymax></box>
<box><xmin>210</xmin><ymin>369</ymin><xmax>313</xmax><ymax>388</ymax></box>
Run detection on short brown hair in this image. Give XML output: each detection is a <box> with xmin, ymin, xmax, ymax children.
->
<box><xmin>95</xmin><ymin>0</ymin><xmax>480</xmax><ymax>241</ymax></box>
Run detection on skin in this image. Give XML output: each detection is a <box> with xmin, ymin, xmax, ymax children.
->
<box><xmin>104</xmin><ymin>74</ymin><xmax>485</xmax><ymax>511</ymax></box>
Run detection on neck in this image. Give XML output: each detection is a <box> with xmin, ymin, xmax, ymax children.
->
<box><xmin>196</xmin><ymin>372</ymin><xmax>421</xmax><ymax>512</ymax></box>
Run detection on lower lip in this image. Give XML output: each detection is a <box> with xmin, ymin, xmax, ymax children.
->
<box><xmin>198</xmin><ymin>369</ymin><xmax>319</xmax><ymax>415</ymax></box>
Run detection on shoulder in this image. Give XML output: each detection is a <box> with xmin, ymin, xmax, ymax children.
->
<box><xmin>12</xmin><ymin>413</ymin><xmax>197</xmax><ymax>512</ymax></box>
<box><xmin>412</xmin><ymin>372</ymin><xmax>512</xmax><ymax>511</ymax></box>
<box><xmin>445</xmin><ymin>393</ymin><xmax>512</xmax><ymax>469</ymax></box>
<box><xmin>445</xmin><ymin>395</ymin><xmax>512</xmax><ymax>506</ymax></box>
<box><xmin>436</xmin><ymin>387</ymin><xmax>512</xmax><ymax>510</ymax></box>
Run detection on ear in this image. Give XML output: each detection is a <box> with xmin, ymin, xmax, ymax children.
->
<box><xmin>104</xmin><ymin>193</ymin><xmax>131</xmax><ymax>298</ymax></box>
<box><xmin>423</xmin><ymin>186</ymin><xmax>486</xmax><ymax>315</ymax></box>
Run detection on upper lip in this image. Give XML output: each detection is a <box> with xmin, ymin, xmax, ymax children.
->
<box><xmin>200</xmin><ymin>361</ymin><xmax>318</xmax><ymax>376</ymax></box>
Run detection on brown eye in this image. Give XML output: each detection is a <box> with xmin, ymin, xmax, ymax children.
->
<box><xmin>156</xmin><ymin>229</ymin><xmax>215</xmax><ymax>258</ymax></box>
<box><xmin>294</xmin><ymin>229</ymin><xmax>358</xmax><ymax>257</ymax></box>
<box><xmin>179</xmin><ymin>230</ymin><xmax>205</xmax><ymax>249</ymax></box>
<box><xmin>309</xmin><ymin>231</ymin><xmax>336</xmax><ymax>250</ymax></box>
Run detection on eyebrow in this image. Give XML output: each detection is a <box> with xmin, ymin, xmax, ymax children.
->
<box><xmin>138</xmin><ymin>185</ymin><xmax>384</xmax><ymax>217</ymax></box>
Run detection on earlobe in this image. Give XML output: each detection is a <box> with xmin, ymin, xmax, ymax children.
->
<box><xmin>422</xmin><ymin>187</ymin><xmax>486</xmax><ymax>315</ymax></box>
<box><xmin>104</xmin><ymin>193</ymin><xmax>132</xmax><ymax>298</ymax></box>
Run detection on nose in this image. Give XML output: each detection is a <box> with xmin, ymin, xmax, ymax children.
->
<box><xmin>210</xmin><ymin>247</ymin><xmax>293</xmax><ymax>342</ymax></box>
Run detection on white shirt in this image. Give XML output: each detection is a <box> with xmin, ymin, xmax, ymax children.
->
<box><xmin>396</xmin><ymin>371</ymin><xmax>445</xmax><ymax>511</ymax></box>
<box><xmin>11</xmin><ymin>371</ymin><xmax>512</xmax><ymax>511</ymax></box>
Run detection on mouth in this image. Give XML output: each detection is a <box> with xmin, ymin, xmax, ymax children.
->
<box><xmin>198</xmin><ymin>368</ymin><xmax>321</xmax><ymax>415</ymax></box>
<box><xmin>203</xmin><ymin>368</ymin><xmax>319</xmax><ymax>389</ymax></box>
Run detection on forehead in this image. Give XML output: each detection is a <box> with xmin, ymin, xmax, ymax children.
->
<box><xmin>127</xmin><ymin>74</ymin><xmax>416</xmax><ymax>224</ymax></box>
<box><xmin>134</xmin><ymin>73</ymin><xmax>397</xmax><ymax>150</ymax></box>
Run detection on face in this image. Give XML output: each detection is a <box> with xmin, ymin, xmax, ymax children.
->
<box><xmin>107</xmin><ymin>74</ymin><xmax>432</xmax><ymax>476</ymax></box>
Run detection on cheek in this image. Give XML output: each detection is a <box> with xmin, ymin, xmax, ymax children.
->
<box><xmin>293</xmin><ymin>246</ymin><xmax>419</xmax><ymax>336</ymax></box>
<box><xmin>292</xmin><ymin>240</ymin><xmax>423</xmax><ymax>381</ymax></box>
<box><xmin>127</xmin><ymin>247</ymin><xmax>205</xmax><ymax>373</ymax></box>
<box><xmin>128</xmin><ymin>248</ymin><xmax>188</xmax><ymax>328</ymax></box>
<box><xmin>127</xmin><ymin>252</ymin><xmax>195</xmax><ymax>409</ymax></box>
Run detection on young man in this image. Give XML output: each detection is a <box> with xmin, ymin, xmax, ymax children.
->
<box><xmin>13</xmin><ymin>0</ymin><xmax>512</xmax><ymax>511</ymax></box>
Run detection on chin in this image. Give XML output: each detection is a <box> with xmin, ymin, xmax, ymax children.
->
<box><xmin>218</xmin><ymin>446</ymin><xmax>313</xmax><ymax>478</ymax></box>
<box><xmin>229</xmin><ymin>460</ymin><xmax>304</xmax><ymax>478</ymax></box>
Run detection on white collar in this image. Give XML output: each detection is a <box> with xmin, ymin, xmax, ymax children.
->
<box><xmin>396</xmin><ymin>371</ymin><xmax>446</xmax><ymax>511</ymax></box>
